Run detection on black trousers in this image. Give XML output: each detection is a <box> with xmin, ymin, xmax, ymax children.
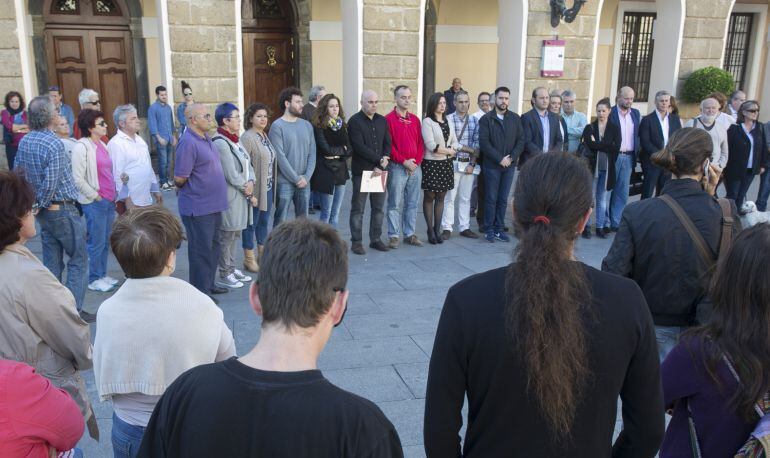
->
<box><xmin>475</xmin><ymin>170</ymin><xmax>485</xmax><ymax>230</ymax></box>
<box><xmin>350</xmin><ymin>174</ymin><xmax>386</xmax><ymax>244</ymax></box>
<box><xmin>641</xmin><ymin>155</ymin><xmax>671</xmax><ymax>199</ymax></box>
<box><xmin>181</xmin><ymin>212</ymin><xmax>223</xmax><ymax>294</ymax></box>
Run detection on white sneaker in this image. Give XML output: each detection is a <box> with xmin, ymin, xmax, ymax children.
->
<box><xmin>216</xmin><ymin>273</ymin><xmax>244</xmax><ymax>289</ymax></box>
<box><xmin>88</xmin><ymin>278</ymin><xmax>114</xmax><ymax>292</ymax></box>
<box><xmin>161</xmin><ymin>183</ymin><xmax>172</xmax><ymax>191</ymax></box>
<box><xmin>102</xmin><ymin>276</ymin><xmax>119</xmax><ymax>286</ymax></box>
<box><xmin>233</xmin><ymin>269</ymin><xmax>252</xmax><ymax>282</ymax></box>
<box><xmin>166</xmin><ymin>180</ymin><xmax>175</xmax><ymax>187</ymax></box>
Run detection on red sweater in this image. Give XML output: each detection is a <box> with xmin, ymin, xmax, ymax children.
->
<box><xmin>385</xmin><ymin>109</ymin><xmax>423</xmax><ymax>165</ymax></box>
<box><xmin>0</xmin><ymin>360</ymin><xmax>84</xmax><ymax>457</ymax></box>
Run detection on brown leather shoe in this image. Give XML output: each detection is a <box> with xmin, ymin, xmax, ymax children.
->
<box><xmin>405</xmin><ymin>235</ymin><xmax>423</xmax><ymax>247</ymax></box>
<box><xmin>369</xmin><ymin>240</ymin><xmax>390</xmax><ymax>252</ymax></box>
<box><xmin>460</xmin><ymin>229</ymin><xmax>479</xmax><ymax>239</ymax></box>
<box><xmin>388</xmin><ymin>237</ymin><xmax>399</xmax><ymax>249</ymax></box>
<box><xmin>441</xmin><ymin>230</ymin><xmax>451</xmax><ymax>240</ymax></box>
<box><xmin>351</xmin><ymin>242</ymin><xmax>366</xmax><ymax>255</ymax></box>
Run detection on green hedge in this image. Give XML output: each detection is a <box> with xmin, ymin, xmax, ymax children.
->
<box><xmin>681</xmin><ymin>67</ymin><xmax>736</xmax><ymax>103</ymax></box>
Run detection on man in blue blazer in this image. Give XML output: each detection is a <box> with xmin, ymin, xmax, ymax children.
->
<box><xmin>639</xmin><ymin>90</ymin><xmax>682</xmax><ymax>199</ymax></box>
<box><xmin>607</xmin><ymin>86</ymin><xmax>641</xmax><ymax>232</ymax></box>
<box><xmin>519</xmin><ymin>87</ymin><xmax>563</xmax><ymax>166</ymax></box>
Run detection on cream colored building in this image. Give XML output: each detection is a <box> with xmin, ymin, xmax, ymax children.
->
<box><xmin>2</xmin><ymin>0</ymin><xmax>770</xmax><ymax>139</ymax></box>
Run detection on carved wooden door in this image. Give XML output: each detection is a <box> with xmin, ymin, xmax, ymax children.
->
<box><xmin>45</xmin><ymin>28</ymin><xmax>135</xmax><ymax>135</ymax></box>
<box><xmin>243</xmin><ymin>32</ymin><xmax>295</xmax><ymax>117</ymax></box>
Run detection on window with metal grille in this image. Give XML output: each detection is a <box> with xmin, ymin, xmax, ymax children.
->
<box><xmin>723</xmin><ymin>13</ymin><xmax>754</xmax><ymax>91</ymax></box>
<box><xmin>617</xmin><ymin>12</ymin><xmax>656</xmax><ymax>101</ymax></box>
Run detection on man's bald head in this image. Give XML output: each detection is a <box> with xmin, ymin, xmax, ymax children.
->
<box><xmin>360</xmin><ymin>90</ymin><xmax>379</xmax><ymax>117</ymax></box>
<box><xmin>616</xmin><ymin>86</ymin><xmax>635</xmax><ymax>110</ymax></box>
<box><xmin>185</xmin><ymin>103</ymin><xmax>210</xmax><ymax>133</ymax></box>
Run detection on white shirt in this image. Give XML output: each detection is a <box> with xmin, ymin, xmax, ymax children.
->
<box><xmin>108</xmin><ymin>130</ymin><xmax>158</xmax><ymax>206</ymax></box>
<box><xmin>472</xmin><ymin>109</ymin><xmax>488</xmax><ymax>121</ymax></box>
<box><xmin>716</xmin><ymin>112</ymin><xmax>736</xmax><ymax>130</ymax></box>
<box><xmin>59</xmin><ymin>136</ymin><xmax>77</xmax><ymax>158</ymax></box>
<box><xmin>743</xmin><ymin>123</ymin><xmax>755</xmax><ymax>168</ymax></box>
<box><xmin>657</xmin><ymin>111</ymin><xmax>670</xmax><ymax>146</ymax></box>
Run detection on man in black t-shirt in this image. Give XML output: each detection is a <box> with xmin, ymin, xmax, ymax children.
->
<box><xmin>137</xmin><ymin>219</ymin><xmax>403</xmax><ymax>458</ymax></box>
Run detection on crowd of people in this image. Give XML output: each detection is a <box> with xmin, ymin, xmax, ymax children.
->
<box><xmin>0</xmin><ymin>75</ymin><xmax>770</xmax><ymax>457</ymax></box>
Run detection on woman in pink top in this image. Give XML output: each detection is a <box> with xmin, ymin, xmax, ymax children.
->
<box><xmin>1</xmin><ymin>91</ymin><xmax>29</xmax><ymax>169</ymax></box>
<box><xmin>72</xmin><ymin>109</ymin><xmax>117</xmax><ymax>293</ymax></box>
<box><xmin>0</xmin><ymin>359</ymin><xmax>84</xmax><ymax>458</ymax></box>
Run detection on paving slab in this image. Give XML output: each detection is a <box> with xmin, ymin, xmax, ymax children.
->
<box><xmin>324</xmin><ymin>366</ymin><xmax>414</xmax><ymax>403</ymax></box>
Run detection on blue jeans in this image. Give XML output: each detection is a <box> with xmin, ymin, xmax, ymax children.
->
<box><xmin>153</xmin><ymin>137</ymin><xmax>173</xmax><ymax>184</ymax></box>
<box><xmin>595</xmin><ymin>169</ymin><xmax>610</xmax><ymax>229</ymax></box>
<box><xmin>387</xmin><ymin>163</ymin><xmax>422</xmax><ymax>238</ymax></box>
<box><xmin>482</xmin><ymin>165</ymin><xmax>515</xmax><ymax>234</ymax></box>
<box><xmin>655</xmin><ymin>325</ymin><xmax>683</xmax><ymax>362</ymax></box>
<box><xmin>756</xmin><ymin>169</ymin><xmax>770</xmax><ymax>211</ymax></box>
<box><xmin>725</xmin><ymin>170</ymin><xmax>755</xmax><ymax>211</ymax></box>
<box><xmin>37</xmin><ymin>203</ymin><xmax>88</xmax><ymax>310</ymax></box>
<box><xmin>242</xmin><ymin>187</ymin><xmax>273</xmax><ymax>249</ymax></box>
<box><xmin>273</xmin><ymin>182</ymin><xmax>309</xmax><ymax>228</ymax></box>
<box><xmin>319</xmin><ymin>184</ymin><xmax>347</xmax><ymax>228</ymax></box>
<box><xmin>609</xmin><ymin>153</ymin><xmax>634</xmax><ymax>229</ymax></box>
<box><xmin>82</xmin><ymin>199</ymin><xmax>116</xmax><ymax>283</ymax></box>
<box><xmin>112</xmin><ymin>412</ymin><xmax>145</xmax><ymax>458</ymax></box>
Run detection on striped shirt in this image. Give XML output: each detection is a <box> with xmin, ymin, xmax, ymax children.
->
<box><xmin>14</xmin><ymin>129</ymin><xmax>78</xmax><ymax>208</ymax></box>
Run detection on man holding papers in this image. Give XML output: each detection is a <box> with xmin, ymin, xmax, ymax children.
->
<box><xmin>347</xmin><ymin>90</ymin><xmax>392</xmax><ymax>255</ymax></box>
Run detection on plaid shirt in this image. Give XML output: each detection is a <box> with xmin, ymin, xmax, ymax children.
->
<box><xmin>447</xmin><ymin>112</ymin><xmax>479</xmax><ymax>159</ymax></box>
<box><xmin>14</xmin><ymin>129</ymin><xmax>78</xmax><ymax>208</ymax></box>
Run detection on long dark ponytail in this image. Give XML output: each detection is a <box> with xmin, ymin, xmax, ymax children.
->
<box><xmin>506</xmin><ymin>152</ymin><xmax>594</xmax><ymax>438</ymax></box>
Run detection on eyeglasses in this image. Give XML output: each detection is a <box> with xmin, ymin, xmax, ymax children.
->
<box><xmin>183</xmin><ymin>92</ymin><xmax>193</xmax><ymax>96</ymax></box>
<box><xmin>226</xmin><ymin>115</ymin><xmax>241</xmax><ymax>120</ymax></box>
<box><xmin>89</xmin><ymin>100</ymin><xmax>101</xmax><ymax>106</ymax></box>
<box><xmin>97</xmin><ymin>121</ymin><xmax>107</xmax><ymax>127</ymax></box>
<box><xmin>194</xmin><ymin>113</ymin><xmax>212</xmax><ymax>120</ymax></box>
<box><xmin>744</xmin><ymin>109</ymin><xmax>759</xmax><ymax>113</ymax></box>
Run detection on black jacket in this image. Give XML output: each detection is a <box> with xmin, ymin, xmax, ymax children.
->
<box><xmin>519</xmin><ymin>108</ymin><xmax>564</xmax><ymax>166</ymax></box>
<box><xmin>443</xmin><ymin>88</ymin><xmax>460</xmax><ymax>115</ymax></box>
<box><xmin>639</xmin><ymin>112</ymin><xmax>682</xmax><ymax>161</ymax></box>
<box><xmin>310</xmin><ymin>124</ymin><xmax>351</xmax><ymax>194</ymax></box>
<box><xmin>478</xmin><ymin>110</ymin><xmax>524</xmax><ymax>168</ymax></box>
<box><xmin>724</xmin><ymin>122</ymin><xmax>768</xmax><ymax>181</ymax></box>
<box><xmin>602</xmin><ymin>179</ymin><xmax>741</xmax><ymax>326</ymax></box>
<box><xmin>582</xmin><ymin>121</ymin><xmax>620</xmax><ymax>191</ymax></box>
<box><xmin>347</xmin><ymin>111</ymin><xmax>392</xmax><ymax>176</ymax></box>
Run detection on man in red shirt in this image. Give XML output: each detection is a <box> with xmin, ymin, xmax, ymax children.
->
<box><xmin>385</xmin><ymin>85</ymin><xmax>424</xmax><ymax>248</ymax></box>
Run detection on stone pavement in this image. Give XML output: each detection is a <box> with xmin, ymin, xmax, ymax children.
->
<box><xmin>27</xmin><ymin>177</ymin><xmax>753</xmax><ymax>457</ymax></box>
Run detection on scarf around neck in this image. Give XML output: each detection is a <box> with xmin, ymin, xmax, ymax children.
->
<box><xmin>217</xmin><ymin>127</ymin><xmax>239</xmax><ymax>144</ymax></box>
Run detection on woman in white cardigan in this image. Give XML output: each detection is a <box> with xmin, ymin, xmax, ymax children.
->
<box><xmin>421</xmin><ymin>93</ymin><xmax>460</xmax><ymax>244</ymax></box>
<box><xmin>93</xmin><ymin>206</ymin><xmax>236</xmax><ymax>458</ymax></box>
<box><xmin>71</xmin><ymin>109</ymin><xmax>117</xmax><ymax>293</ymax></box>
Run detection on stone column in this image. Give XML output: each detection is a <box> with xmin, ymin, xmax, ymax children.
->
<box><xmin>524</xmin><ymin>0</ymin><xmax>599</xmax><ymax>115</ymax></box>
<box><xmin>677</xmin><ymin>0</ymin><xmax>733</xmax><ymax>118</ymax></box>
<box><xmin>362</xmin><ymin>0</ymin><xmax>421</xmax><ymax>115</ymax></box>
<box><xmin>167</xmin><ymin>0</ymin><xmax>238</xmax><ymax>110</ymax></box>
<box><xmin>0</xmin><ymin>0</ymin><xmax>24</xmax><ymax>99</ymax></box>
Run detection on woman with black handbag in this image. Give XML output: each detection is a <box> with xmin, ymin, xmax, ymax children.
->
<box><xmin>311</xmin><ymin>94</ymin><xmax>351</xmax><ymax>229</ymax></box>
<box><xmin>580</xmin><ymin>98</ymin><xmax>620</xmax><ymax>239</ymax></box>
<box><xmin>661</xmin><ymin>223</ymin><xmax>770</xmax><ymax>457</ymax></box>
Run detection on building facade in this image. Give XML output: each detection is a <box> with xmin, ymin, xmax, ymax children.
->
<box><xmin>2</xmin><ymin>0</ymin><xmax>769</xmax><ymax>139</ymax></box>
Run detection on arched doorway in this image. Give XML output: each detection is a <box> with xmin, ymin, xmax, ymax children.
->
<box><xmin>241</xmin><ymin>0</ymin><xmax>298</xmax><ymax>117</ymax></box>
<box><xmin>40</xmin><ymin>0</ymin><xmax>138</xmax><ymax>134</ymax></box>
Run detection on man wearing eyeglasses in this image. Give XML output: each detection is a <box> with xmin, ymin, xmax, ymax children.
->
<box><xmin>73</xmin><ymin>88</ymin><xmax>103</xmax><ymax>140</ymax></box>
<box><xmin>174</xmin><ymin>103</ymin><xmax>229</xmax><ymax>303</ymax></box>
<box><xmin>149</xmin><ymin>85</ymin><xmax>178</xmax><ymax>191</ymax></box>
<box><xmin>137</xmin><ymin>218</ymin><xmax>403</xmax><ymax>458</ymax></box>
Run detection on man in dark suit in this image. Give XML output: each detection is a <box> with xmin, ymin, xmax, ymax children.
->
<box><xmin>519</xmin><ymin>87</ymin><xmax>563</xmax><ymax>166</ymax></box>
<box><xmin>478</xmin><ymin>86</ymin><xmax>525</xmax><ymax>243</ymax></box>
<box><xmin>607</xmin><ymin>86</ymin><xmax>641</xmax><ymax>231</ymax></box>
<box><xmin>639</xmin><ymin>90</ymin><xmax>682</xmax><ymax>199</ymax></box>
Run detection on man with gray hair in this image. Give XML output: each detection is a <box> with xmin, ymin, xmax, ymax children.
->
<box><xmin>302</xmin><ymin>84</ymin><xmax>326</xmax><ymax>213</ymax></box>
<box><xmin>73</xmin><ymin>88</ymin><xmax>101</xmax><ymax>139</ymax></box>
<box><xmin>728</xmin><ymin>90</ymin><xmax>746</xmax><ymax>118</ymax></box>
<box><xmin>560</xmin><ymin>89</ymin><xmax>587</xmax><ymax>153</ymax></box>
<box><xmin>108</xmin><ymin>104</ymin><xmax>162</xmax><ymax>209</ymax></box>
<box><xmin>684</xmin><ymin>97</ymin><xmax>729</xmax><ymax>170</ymax></box>
<box><xmin>639</xmin><ymin>89</ymin><xmax>682</xmax><ymax>199</ymax></box>
<box><xmin>13</xmin><ymin>96</ymin><xmax>89</xmax><ymax>319</ymax></box>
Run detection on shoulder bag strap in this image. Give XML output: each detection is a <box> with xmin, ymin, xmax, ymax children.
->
<box><xmin>458</xmin><ymin>115</ymin><xmax>470</xmax><ymax>142</ymax></box>
<box><xmin>659</xmin><ymin>194</ymin><xmax>715</xmax><ymax>267</ymax></box>
<box><xmin>716</xmin><ymin>198</ymin><xmax>734</xmax><ymax>261</ymax></box>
